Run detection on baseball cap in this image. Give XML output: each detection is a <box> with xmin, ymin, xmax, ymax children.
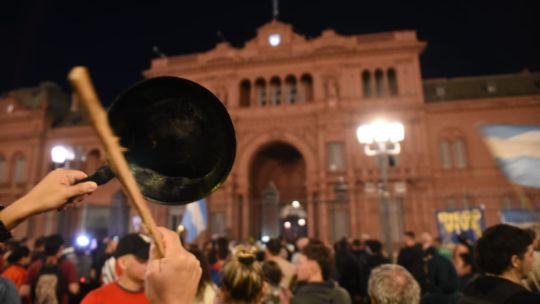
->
<box><xmin>114</xmin><ymin>234</ymin><xmax>150</xmax><ymax>260</ymax></box>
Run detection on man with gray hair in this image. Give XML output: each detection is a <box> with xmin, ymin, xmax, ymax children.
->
<box><xmin>368</xmin><ymin>264</ymin><xmax>420</xmax><ymax>304</ymax></box>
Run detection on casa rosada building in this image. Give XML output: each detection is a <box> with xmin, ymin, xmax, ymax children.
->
<box><xmin>1</xmin><ymin>20</ymin><xmax>540</xmax><ymax>247</ymax></box>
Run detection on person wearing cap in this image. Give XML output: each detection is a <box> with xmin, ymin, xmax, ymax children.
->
<box><xmin>82</xmin><ymin>233</ymin><xmax>151</xmax><ymax>304</ymax></box>
<box><xmin>0</xmin><ymin>168</ymin><xmax>203</xmax><ymax>304</ymax></box>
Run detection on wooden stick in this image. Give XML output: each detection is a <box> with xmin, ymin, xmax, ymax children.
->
<box><xmin>68</xmin><ymin>66</ymin><xmax>165</xmax><ymax>257</ymax></box>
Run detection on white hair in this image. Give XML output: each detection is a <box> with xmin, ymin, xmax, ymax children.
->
<box><xmin>368</xmin><ymin>264</ymin><xmax>420</xmax><ymax>304</ymax></box>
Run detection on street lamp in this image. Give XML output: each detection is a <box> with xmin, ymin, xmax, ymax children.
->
<box><xmin>50</xmin><ymin>144</ymin><xmax>87</xmax><ymax>237</ymax></box>
<box><xmin>51</xmin><ymin>145</ymin><xmax>74</xmax><ymax>166</ymax></box>
<box><xmin>51</xmin><ymin>144</ymin><xmax>85</xmax><ymax>169</ymax></box>
<box><xmin>356</xmin><ymin>119</ymin><xmax>404</xmax><ymax>259</ymax></box>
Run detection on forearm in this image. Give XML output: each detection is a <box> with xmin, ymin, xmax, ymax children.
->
<box><xmin>0</xmin><ymin>197</ymin><xmax>34</xmax><ymax>230</ymax></box>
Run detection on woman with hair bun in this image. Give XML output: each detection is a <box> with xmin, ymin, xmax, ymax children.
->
<box><xmin>219</xmin><ymin>246</ymin><xmax>265</xmax><ymax>304</ymax></box>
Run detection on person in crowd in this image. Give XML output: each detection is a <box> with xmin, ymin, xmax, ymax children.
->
<box><xmin>350</xmin><ymin>238</ymin><xmax>367</xmax><ymax>261</ymax></box>
<box><xmin>210</xmin><ymin>236</ymin><xmax>230</xmax><ymax>286</ymax></box>
<box><xmin>279</xmin><ymin>237</ymin><xmax>293</xmax><ymax>261</ymax></box>
<box><xmin>262</xmin><ymin>260</ymin><xmax>292</xmax><ymax>304</ymax></box>
<box><xmin>219</xmin><ymin>245</ymin><xmax>264</xmax><ymax>304</ymax></box>
<box><xmin>420</xmin><ymin>232</ymin><xmax>433</xmax><ymax>250</ymax></box>
<box><xmin>454</xmin><ymin>249</ymin><xmax>479</xmax><ymax>292</ymax></box>
<box><xmin>433</xmin><ymin>237</ymin><xmax>452</xmax><ymax>260</ymax></box>
<box><xmin>291</xmin><ymin>237</ymin><xmax>309</xmax><ymax>265</ymax></box>
<box><xmin>397</xmin><ymin>231</ymin><xmax>425</xmax><ymax>290</ymax></box>
<box><xmin>364</xmin><ymin>240</ymin><xmax>390</xmax><ymax>274</ymax></box>
<box><xmin>523</xmin><ymin>224</ymin><xmax>540</xmax><ymax>293</ymax></box>
<box><xmin>266</xmin><ymin>237</ymin><xmax>296</xmax><ymax>289</ymax></box>
<box><xmin>0</xmin><ymin>276</ymin><xmax>19</xmax><ymax>304</ymax></box>
<box><xmin>189</xmin><ymin>247</ymin><xmax>217</xmax><ymax>304</ymax></box>
<box><xmin>453</xmin><ymin>236</ymin><xmax>473</xmax><ymax>269</ymax></box>
<box><xmin>368</xmin><ymin>264</ymin><xmax>421</xmax><ymax>304</ymax></box>
<box><xmin>461</xmin><ymin>224</ymin><xmax>540</xmax><ymax>303</ymax></box>
<box><xmin>20</xmin><ymin>234</ymin><xmax>79</xmax><ymax>304</ymax></box>
<box><xmin>1</xmin><ymin>245</ymin><xmax>30</xmax><ymax>289</ymax></box>
<box><xmin>30</xmin><ymin>237</ymin><xmax>46</xmax><ymax>263</ymax></box>
<box><xmin>292</xmin><ymin>242</ymin><xmax>351</xmax><ymax>304</ymax></box>
<box><xmin>89</xmin><ymin>236</ymin><xmax>118</xmax><ymax>288</ymax></box>
<box><xmin>0</xmin><ymin>168</ymin><xmax>203</xmax><ymax>304</ymax></box>
<box><xmin>359</xmin><ymin>239</ymin><xmax>391</xmax><ymax>302</ymax></box>
<box><xmin>82</xmin><ymin>233</ymin><xmax>150</xmax><ymax>303</ymax></box>
<box><xmin>334</xmin><ymin>237</ymin><xmax>365</xmax><ymax>304</ymax></box>
<box><xmin>421</xmin><ymin>246</ymin><xmax>460</xmax><ymax>304</ymax></box>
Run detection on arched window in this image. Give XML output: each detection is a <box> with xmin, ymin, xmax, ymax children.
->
<box><xmin>375</xmin><ymin>69</ymin><xmax>384</xmax><ymax>97</ymax></box>
<box><xmin>440</xmin><ymin>139</ymin><xmax>451</xmax><ymax>169</ymax></box>
<box><xmin>239</xmin><ymin>79</ymin><xmax>251</xmax><ymax>108</ymax></box>
<box><xmin>362</xmin><ymin>70</ymin><xmax>372</xmax><ymax>98</ymax></box>
<box><xmin>300</xmin><ymin>74</ymin><xmax>314</xmax><ymax>103</ymax></box>
<box><xmin>12</xmin><ymin>153</ymin><xmax>26</xmax><ymax>183</ymax></box>
<box><xmin>0</xmin><ymin>154</ymin><xmax>6</xmax><ymax>183</ymax></box>
<box><xmin>285</xmin><ymin>75</ymin><xmax>297</xmax><ymax>104</ymax></box>
<box><xmin>270</xmin><ymin>76</ymin><xmax>281</xmax><ymax>105</ymax></box>
<box><xmin>387</xmin><ymin>68</ymin><xmax>398</xmax><ymax>96</ymax></box>
<box><xmin>454</xmin><ymin>138</ymin><xmax>467</xmax><ymax>168</ymax></box>
<box><xmin>255</xmin><ymin>78</ymin><xmax>267</xmax><ymax>106</ymax></box>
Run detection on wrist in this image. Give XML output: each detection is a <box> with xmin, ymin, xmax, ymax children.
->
<box><xmin>0</xmin><ymin>197</ymin><xmax>34</xmax><ymax>230</ymax></box>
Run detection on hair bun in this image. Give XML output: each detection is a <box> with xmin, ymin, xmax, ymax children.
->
<box><xmin>236</xmin><ymin>249</ymin><xmax>256</xmax><ymax>266</ymax></box>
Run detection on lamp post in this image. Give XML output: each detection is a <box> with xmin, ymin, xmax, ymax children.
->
<box><xmin>356</xmin><ymin>120</ymin><xmax>404</xmax><ymax>258</ymax></box>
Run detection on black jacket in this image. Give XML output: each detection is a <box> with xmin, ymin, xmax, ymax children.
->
<box><xmin>398</xmin><ymin>243</ymin><xmax>425</xmax><ymax>288</ymax></box>
<box><xmin>292</xmin><ymin>281</ymin><xmax>352</xmax><ymax>304</ymax></box>
<box><xmin>460</xmin><ymin>275</ymin><xmax>540</xmax><ymax>304</ymax></box>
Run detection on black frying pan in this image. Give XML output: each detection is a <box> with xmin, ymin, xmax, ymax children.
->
<box><xmin>83</xmin><ymin>76</ymin><xmax>236</xmax><ymax>205</ymax></box>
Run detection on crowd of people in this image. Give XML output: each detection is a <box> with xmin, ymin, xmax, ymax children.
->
<box><xmin>1</xmin><ymin>169</ymin><xmax>540</xmax><ymax>304</ymax></box>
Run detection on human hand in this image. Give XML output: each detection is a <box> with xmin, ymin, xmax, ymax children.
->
<box><xmin>0</xmin><ymin>169</ymin><xmax>97</xmax><ymax>230</ymax></box>
<box><xmin>24</xmin><ymin>168</ymin><xmax>98</xmax><ymax>214</ymax></box>
<box><xmin>145</xmin><ymin>227</ymin><xmax>202</xmax><ymax>304</ymax></box>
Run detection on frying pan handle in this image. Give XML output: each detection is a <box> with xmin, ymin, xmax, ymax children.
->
<box><xmin>61</xmin><ymin>166</ymin><xmax>115</xmax><ymax>211</ymax></box>
<box><xmin>77</xmin><ymin>166</ymin><xmax>115</xmax><ymax>185</ymax></box>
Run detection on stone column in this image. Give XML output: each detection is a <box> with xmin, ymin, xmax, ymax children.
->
<box><xmin>318</xmin><ymin>187</ymin><xmax>329</xmax><ymax>244</ymax></box>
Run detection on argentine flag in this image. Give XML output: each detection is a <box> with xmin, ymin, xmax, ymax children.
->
<box><xmin>481</xmin><ymin>125</ymin><xmax>540</xmax><ymax>189</ymax></box>
<box><xmin>181</xmin><ymin>199</ymin><xmax>208</xmax><ymax>243</ymax></box>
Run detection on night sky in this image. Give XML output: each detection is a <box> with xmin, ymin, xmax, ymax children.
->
<box><xmin>1</xmin><ymin>0</ymin><xmax>539</xmax><ymax>105</ymax></box>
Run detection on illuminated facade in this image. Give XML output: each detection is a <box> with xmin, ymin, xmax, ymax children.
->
<box><xmin>1</xmin><ymin>20</ymin><xmax>540</xmax><ymax>246</ymax></box>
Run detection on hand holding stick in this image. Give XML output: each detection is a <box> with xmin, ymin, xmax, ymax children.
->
<box><xmin>68</xmin><ymin>66</ymin><xmax>165</xmax><ymax>257</ymax></box>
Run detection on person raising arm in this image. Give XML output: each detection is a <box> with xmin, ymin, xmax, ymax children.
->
<box><xmin>0</xmin><ymin>169</ymin><xmax>97</xmax><ymax>241</ymax></box>
<box><xmin>145</xmin><ymin>227</ymin><xmax>202</xmax><ymax>304</ymax></box>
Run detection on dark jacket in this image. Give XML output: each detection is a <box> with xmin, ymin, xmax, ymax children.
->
<box><xmin>460</xmin><ymin>275</ymin><xmax>540</xmax><ymax>304</ymax></box>
<box><xmin>336</xmin><ymin>251</ymin><xmax>366</xmax><ymax>302</ymax></box>
<box><xmin>293</xmin><ymin>281</ymin><xmax>352</xmax><ymax>304</ymax></box>
<box><xmin>0</xmin><ymin>277</ymin><xmax>20</xmax><ymax>304</ymax></box>
<box><xmin>422</xmin><ymin>247</ymin><xmax>461</xmax><ymax>304</ymax></box>
<box><xmin>398</xmin><ymin>243</ymin><xmax>425</xmax><ymax>288</ymax></box>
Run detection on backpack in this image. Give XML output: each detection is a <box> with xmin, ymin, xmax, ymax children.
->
<box><xmin>31</xmin><ymin>259</ymin><xmax>66</xmax><ymax>304</ymax></box>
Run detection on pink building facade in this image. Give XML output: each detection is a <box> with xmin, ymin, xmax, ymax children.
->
<box><xmin>1</xmin><ymin>20</ymin><xmax>540</xmax><ymax>247</ymax></box>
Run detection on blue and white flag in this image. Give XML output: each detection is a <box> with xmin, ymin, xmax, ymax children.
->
<box><xmin>480</xmin><ymin>124</ymin><xmax>540</xmax><ymax>189</ymax></box>
<box><xmin>181</xmin><ymin>199</ymin><xmax>208</xmax><ymax>243</ymax></box>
